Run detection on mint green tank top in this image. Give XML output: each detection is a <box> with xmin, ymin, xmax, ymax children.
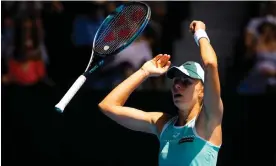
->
<box><xmin>158</xmin><ymin>116</ymin><xmax>220</xmax><ymax>166</ymax></box>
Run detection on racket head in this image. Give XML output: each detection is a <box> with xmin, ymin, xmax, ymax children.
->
<box><xmin>92</xmin><ymin>1</ymin><xmax>151</xmax><ymax>58</ymax></box>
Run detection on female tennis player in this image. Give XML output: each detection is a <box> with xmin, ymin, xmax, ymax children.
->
<box><xmin>99</xmin><ymin>20</ymin><xmax>223</xmax><ymax>166</ymax></box>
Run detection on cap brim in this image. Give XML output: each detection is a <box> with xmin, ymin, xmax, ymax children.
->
<box><xmin>166</xmin><ymin>66</ymin><xmax>191</xmax><ymax>79</ymax></box>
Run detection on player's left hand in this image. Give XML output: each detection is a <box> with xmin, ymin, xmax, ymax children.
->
<box><xmin>189</xmin><ymin>20</ymin><xmax>206</xmax><ymax>33</ymax></box>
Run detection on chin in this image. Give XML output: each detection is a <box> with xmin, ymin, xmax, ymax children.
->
<box><xmin>174</xmin><ymin>101</ymin><xmax>189</xmax><ymax>110</ymax></box>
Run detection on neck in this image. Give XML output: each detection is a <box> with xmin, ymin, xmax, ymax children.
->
<box><xmin>176</xmin><ymin>102</ymin><xmax>201</xmax><ymax>126</ymax></box>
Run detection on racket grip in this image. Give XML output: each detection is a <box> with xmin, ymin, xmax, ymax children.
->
<box><xmin>55</xmin><ymin>75</ymin><xmax>87</xmax><ymax>113</ymax></box>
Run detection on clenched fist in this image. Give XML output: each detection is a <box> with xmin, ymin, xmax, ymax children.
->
<box><xmin>189</xmin><ymin>20</ymin><xmax>206</xmax><ymax>33</ymax></box>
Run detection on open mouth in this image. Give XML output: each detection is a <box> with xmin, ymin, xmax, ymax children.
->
<box><xmin>174</xmin><ymin>94</ymin><xmax>182</xmax><ymax>98</ymax></box>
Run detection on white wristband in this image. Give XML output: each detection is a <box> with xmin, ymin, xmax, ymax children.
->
<box><xmin>194</xmin><ymin>29</ymin><xmax>210</xmax><ymax>46</ymax></box>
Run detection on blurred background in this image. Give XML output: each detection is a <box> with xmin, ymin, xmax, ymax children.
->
<box><xmin>2</xmin><ymin>1</ymin><xmax>276</xmax><ymax>166</ymax></box>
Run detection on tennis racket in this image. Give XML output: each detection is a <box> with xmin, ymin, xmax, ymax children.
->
<box><xmin>55</xmin><ymin>1</ymin><xmax>151</xmax><ymax>113</ymax></box>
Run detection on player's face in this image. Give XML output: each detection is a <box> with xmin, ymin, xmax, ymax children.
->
<box><xmin>171</xmin><ymin>76</ymin><xmax>202</xmax><ymax>110</ymax></box>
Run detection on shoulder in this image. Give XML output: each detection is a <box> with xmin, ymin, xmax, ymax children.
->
<box><xmin>149</xmin><ymin>112</ymin><xmax>174</xmax><ymax>137</ymax></box>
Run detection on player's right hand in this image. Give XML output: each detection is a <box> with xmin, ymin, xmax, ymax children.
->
<box><xmin>141</xmin><ymin>54</ymin><xmax>171</xmax><ymax>77</ymax></box>
<box><xmin>189</xmin><ymin>20</ymin><xmax>206</xmax><ymax>33</ymax></box>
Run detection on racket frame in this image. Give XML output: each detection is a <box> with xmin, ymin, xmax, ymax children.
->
<box><xmin>85</xmin><ymin>1</ymin><xmax>151</xmax><ymax>74</ymax></box>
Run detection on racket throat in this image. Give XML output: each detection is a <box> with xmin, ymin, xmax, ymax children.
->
<box><xmin>89</xmin><ymin>60</ymin><xmax>104</xmax><ymax>73</ymax></box>
<box><xmin>83</xmin><ymin>59</ymin><xmax>105</xmax><ymax>77</ymax></box>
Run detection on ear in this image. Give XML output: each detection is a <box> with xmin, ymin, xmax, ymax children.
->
<box><xmin>197</xmin><ymin>82</ymin><xmax>204</xmax><ymax>99</ymax></box>
<box><xmin>199</xmin><ymin>88</ymin><xmax>204</xmax><ymax>99</ymax></box>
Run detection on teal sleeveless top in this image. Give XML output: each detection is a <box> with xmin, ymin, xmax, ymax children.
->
<box><xmin>158</xmin><ymin>116</ymin><xmax>221</xmax><ymax>166</ymax></box>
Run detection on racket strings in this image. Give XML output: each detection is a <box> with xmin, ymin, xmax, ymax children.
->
<box><xmin>95</xmin><ymin>4</ymin><xmax>148</xmax><ymax>54</ymax></box>
<box><xmin>96</xmin><ymin>5</ymin><xmax>145</xmax><ymax>50</ymax></box>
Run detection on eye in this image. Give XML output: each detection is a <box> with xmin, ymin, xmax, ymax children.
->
<box><xmin>173</xmin><ymin>77</ymin><xmax>195</xmax><ymax>87</ymax></box>
<box><xmin>182</xmin><ymin>79</ymin><xmax>193</xmax><ymax>85</ymax></box>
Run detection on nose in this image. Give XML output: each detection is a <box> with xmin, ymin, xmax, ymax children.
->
<box><xmin>173</xmin><ymin>82</ymin><xmax>183</xmax><ymax>92</ymax></box>
<box><xmin>175</xmin><ymin>83</ymin><xmax>181</xmax><ymax>90</ymax></box>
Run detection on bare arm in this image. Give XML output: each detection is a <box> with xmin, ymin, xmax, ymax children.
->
<box><xmin>99</xmin><ymin>54</ymin><xmax>171</xmax><ymax>135</ymax></box>
<box><xmin>191</xmin><ymin>21</ymin><xmax>223</xmax><ymax>120</ymax></box>
<box><xmin>198</xmin><ymin>38</ymin><xmax>223</xmax><ymax>121</ymax></box>
<box><xmin>190</xmin><ymin>20</ymin><xmax>223</xmax><ymax>120</ymax></box>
